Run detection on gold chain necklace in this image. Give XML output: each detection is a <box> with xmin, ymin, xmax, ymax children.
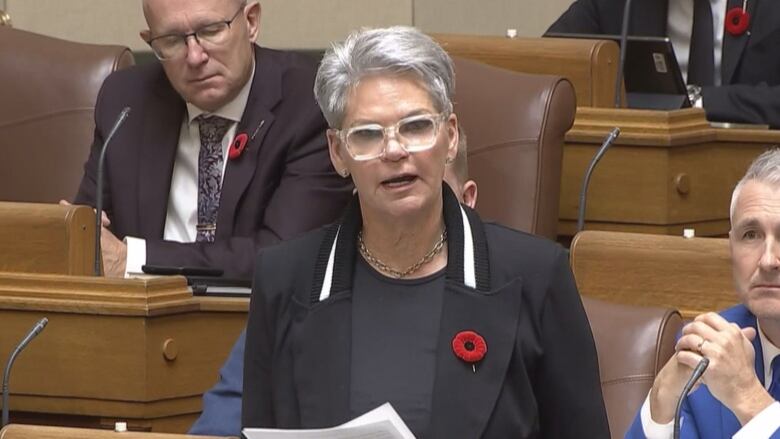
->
<box><xmin>357</xmin><ymin>229</ymin><xmax>447</xmax><ymax>278</ymax></box>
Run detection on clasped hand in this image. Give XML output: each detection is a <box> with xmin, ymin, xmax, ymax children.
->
<box><xmin>650</xmin><ymin>312</ymin><xmax>773</xmax><ymax>426</ymax></box>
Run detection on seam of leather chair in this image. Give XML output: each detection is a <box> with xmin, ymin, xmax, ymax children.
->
<box><xmin>602</xmin><ymin>375</ymin><xmax>654</xmax><ymax>386</ymax></box>
<box><xmin>0</xmin><ymin>107</ymin><xmax>94</xmax><ymax>129</ymax></box>
<box><xmin>532</xmin><ymin>81</ymin><xmax>556</xmax><ymax>235</ymax></box>
<box><xmin>468</xmin><ymin>139</ymin><xmax>539</xmax><ymax>155</ymax></box>
<box><xmin>534</xmin><ymin>77</ymin><xmax>573</xmax><ymax>237</ymax></box>
<box><xmin>653</xmin><ymin>309</ymin><xmax>683</xmax><ymax>373</ymax></box>
<box><xmin>113</xmin><ymin>48</ymin><xmax>135</xmax><ymax>70</ymax></box>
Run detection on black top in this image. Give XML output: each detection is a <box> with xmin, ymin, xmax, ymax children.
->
<box><xmin>350</xmin><ymin>256</ymin><xmax>445</xmax><ymax>437</ymax></box>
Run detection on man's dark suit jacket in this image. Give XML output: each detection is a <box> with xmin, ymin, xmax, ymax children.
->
<box><xmin>547</xmin><ymin>0</ymin><xmax>780</xmax><ymax>128</ymax></box>
<box><xmin>74</xmin><ymin>45</ymin><xmax>352</xmax><ymax>279</ymax></box>
<box><xmin>242</xmin><ymin>185</ymin><xmax>611</xmax><ymax>438</ymax></box>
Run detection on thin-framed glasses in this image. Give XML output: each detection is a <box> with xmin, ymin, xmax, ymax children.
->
<box><xmin>336</xmin><ymin>112</ymin><xmax>448</xmax><ymax>161</ymax></box>
<box><xmin>146</xmin><ymin>4</ymin><xmax>245</xmax><ymax>61</ymax></box>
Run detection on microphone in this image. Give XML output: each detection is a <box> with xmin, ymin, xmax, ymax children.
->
<box><xmin>673</xmin><ymin>357</ymin><xmax>709</xmax><ymax>439</ymax></box>
<box><xmin>94</xmin><ymin>107</ymin><xmax>131</xmax><ymax>276</ymax></box>
<box><xmin>2</xmin><ymin>317</ymin><xmax>48</xmax><ymax>428</ymax></box>
<box><xmin>577</xmin><ymin>127</ymin><xmax>620</xmax><ymax>232</ymax></box>
<box><xmin>614</xmin><ymin>0</ymin><xmax>635</xmax><ymax>107</ymax></box>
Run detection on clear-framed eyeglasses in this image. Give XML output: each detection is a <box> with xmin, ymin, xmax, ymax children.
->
<box><xmin>336</xmin><ymin>112</ymin><xmax>449</xmax><ymax>161</ymax></box>
<box><xmin>146</xmin><ymin>4</ymin><xmax>246</xmax><ymax>61</ymax></box>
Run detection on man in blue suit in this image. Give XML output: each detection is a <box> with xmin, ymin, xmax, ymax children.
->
<box><xmin>626</xmin><ymin>149</ymin><xmax>780</xmax><ymax>438</ymax></box>
<box><xmin>189</xmin><ymin>134</ymin><xmax>479</xmax><ymax>436</ymax></box>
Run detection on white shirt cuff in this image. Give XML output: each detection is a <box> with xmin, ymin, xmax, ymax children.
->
<box><xmin>640</xmin><ymin>394</ymin><xmax>674</xmax><ymax>439</ymax></box>
<box><xmin>733</xmin><ymin>401</ymin><xmax>780</xmax><ymax>439</ymax></box>
<box><xmin>124</xmin><ymin>236</ymin><xmax>147</xmax><ymax>277</ymax></box>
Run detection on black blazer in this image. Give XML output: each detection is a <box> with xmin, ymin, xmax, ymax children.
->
<box><xmin>74</xmin><ymin>46</ymin><xmax>352</xmax><ymax>279</ymax></box>
<box><xmin>242</xmin><ymin>186</ymin><xmax>610</xmax><ymax>438</ymax></box>
<box><xmin>547</xmin><ymin>0</ymin><xmax>780</xmax><ymax>128</ymax></box>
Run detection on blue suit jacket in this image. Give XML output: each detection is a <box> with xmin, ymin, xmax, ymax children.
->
<box><xmin>625</xmin><ymin>304</ymin><xmax>780</xmax><ymax>438</ymax></box>
<box><xmin>189</xmin><ymin>329</ymin><xmax>245</xmax><ymax>436</ymax></box>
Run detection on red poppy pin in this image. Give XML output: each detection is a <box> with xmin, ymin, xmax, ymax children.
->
<box><xmin>228</xmin><ymin>133</ymin><xmax>249</xmax><ymax>160</ymax></box>
<box><xmin>725</xmin><ymin>6</ymin><xmax>750</xmax><ymax>36</ymax></box>
<box><xmin>452</xmin><ymin>330</ymin><xmax>487</xmax><ymax>373</ymax></box>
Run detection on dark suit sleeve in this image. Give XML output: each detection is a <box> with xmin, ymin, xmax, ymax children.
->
<box><xmin>703</xmin><ymin>84</ymin><xmax>780</xmax><ymax>128</ymax></box>
<box><xmin>535</xmin><ymin>247</ymin><xmax>611</xmax><ymax>438</ymax></box>
<box><xmin>144</xmin><ymin>103</ymin><xmax>349</xmax><ymax>279</ymax></box>
<box><xmin>546</xmin><ymin>0</ymin><xmax>608</xmax><ymax>34</ymax></box>
<box><xmin>189</xmin><ymin>329</ymin><xmax>245</xmax><ymax>437</ymax></box>
<box><xmin>242</xmin><ymin>251</ymin><xmax>277</xmax><ymax>428</ymax></box>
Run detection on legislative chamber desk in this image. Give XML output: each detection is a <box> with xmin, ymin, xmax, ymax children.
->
<box><xmin>0</xmin><ymin>273</ymin><xmax>247</xmax><ymax>433</ymax></box>
<box><xmin>433</xmin><ymin>34</ymin><xmax>780</xmax><ymax>238</ymax></box>
<box><xmin>559</xmin><ymin>107</ymin><xmax>780</xmax><ymax>237</ymax></box>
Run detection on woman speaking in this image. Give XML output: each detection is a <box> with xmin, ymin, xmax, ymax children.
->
<box><xmin>242</xmin><ymin>26</ymin><xmax>609</xmax><ymax>438</ymax></box>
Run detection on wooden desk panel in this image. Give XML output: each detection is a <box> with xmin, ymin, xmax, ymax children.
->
<box><xmin>433</xmin><ymin>33</ymin><xmax>619</xmax><ymax>108</ymax></box>
<box><xmin>429</xmin><ymin>34</ymin><xmax>780</xmax><ymax>237</ymax></box>
<box><xmin>0</xmin><ymin>274</ymin><xmax>247</xmax><ymax>433</ymax></box>
<box><xmin>559</xmin><ymin>108</ymin><xmax>780</xmax><ymax>237</ymax></box>
<box><xmin>0</xmin><ymin>424</ymin><xmax>227</xmax><ymax>439</ymax></box>
<box><xmin>0</xmin><ymin>203</ymin><xmax>94</xmax><ymax>275</ymax></box>
<box><xmin>570</xmin><ymin>230</ymin><xmax>736</xmax><ymax>319</ymax></box>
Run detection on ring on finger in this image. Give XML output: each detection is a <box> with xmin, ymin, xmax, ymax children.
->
<box><xmin>697</xmin><ymin>338</ymin><xmax>708</xmax><ymax>352</ymax></box>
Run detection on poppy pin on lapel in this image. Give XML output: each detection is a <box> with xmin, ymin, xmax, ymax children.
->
<box><xmin>452</xmin><ymin>330</ymin><xmax>487</xmax><ymax>373</ymax></box>
<box><xmin>726</xmin><ymin>0</ymin><xmax>750</xmax><ymax>36</ymax></box>
<box><xmin>228</xmin><ymin>133</ymin><xmax>248</xmax><ymax>160</ymax></box>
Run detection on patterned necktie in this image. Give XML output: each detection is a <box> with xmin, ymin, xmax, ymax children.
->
<box><xmin>196</xmin><ymin>115</ymin><xmax>232</xmax><ymax>242</ymax></box>
<box><xmin>769</xmin><ymin>355</ymin><xmax>780</xmax><ymax>400</ymax></box>
<box><xmin>688</xmin><ymin>0</ymin><xmax>715</xmax><ymax>86</ymax></box>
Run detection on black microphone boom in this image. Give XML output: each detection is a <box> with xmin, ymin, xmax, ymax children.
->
<box><xmin>94</xmin><ymin>107</ymin><xmax>131</xmax><ymax>276</ymax></box>
<box><xmin>673</xmin><ymin>357</ymin><xmax>709</xmax><ymax>439</ymax></box>
<box><xmin>614</xmin><ymin>0</ymin><xmax>635</xmax><ymax>108</ymax></box>
<box><xmin>577</xmin><ymin>127</ymin><xmax>620</xmax><ymax>232</ymax></box>
<box><xmin>2</xmin><ymin>317</ymin><xmax>48</xmax><ymax>428</ymax></box>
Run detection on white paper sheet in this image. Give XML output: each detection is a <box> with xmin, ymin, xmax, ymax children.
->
<box><xmin>241</xmin><ymin>403</ymin><xmax>416</xmax><ymax>439</ymax></box>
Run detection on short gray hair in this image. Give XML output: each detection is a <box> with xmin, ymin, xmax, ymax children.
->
<box><xmin>730</xmin><ymin>148</ymin><xmax>780</xmax><ymax>222</ymax></box>
<box><xmin>314</xmin><ymin>26</ymin><xmax>455</xmax><ymax>128</ymax></box>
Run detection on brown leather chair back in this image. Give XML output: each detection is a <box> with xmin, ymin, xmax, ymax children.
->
<box><xmin>0</xmin><ymin>27</ymin><xmax>134</xmax><ymax>203</ymax></box>
<box><xmin>452</xmin><ymin>57</ymin><xmax>575</xmax><ymax>239</ymax></box>
<box><xmin>581</xmin><ymin>296</ymin><xmax>682</xmax><ymax>439</ymax></box>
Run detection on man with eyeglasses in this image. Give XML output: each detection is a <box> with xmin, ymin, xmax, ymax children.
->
<box><xmin>72</xmin><ymin>0</ymin><xmax>352</xmax><ymax>279</ymax></box>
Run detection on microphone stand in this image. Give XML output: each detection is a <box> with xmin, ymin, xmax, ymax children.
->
<box><xmin>615</xmin><ymin>0</ymin><xmax>635</xmax><ymax>108</ymax></box>
<box><xmin>673</xmin><ymin>357</ymin><xmax>710</xmax><ymax>439</ymax></box>
<box><xmin>577</xmin><ymin>127</ymin><xmax>620</xmax><ymax>232</ymax></box>
<box><xmin>2</xmin><ymin>318</ymin><xmax>48</xmax><ymax>427</ymax></box>
<box><xmin>94</xmin><ymin>107</ymin><xmax>131</xmax><ymax>276</ymax></box>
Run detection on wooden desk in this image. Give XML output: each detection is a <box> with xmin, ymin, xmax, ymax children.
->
<box><xmin>0</xmin><ymin>273</ymin><xmax>247</xmax><ymax>433</ymax></box>
<box><xmin>431</xmin><ymin>34</ymin><xmax>780</xmax><ymax>237</ymax></box>
<box><xmin>434</xmin><ymin>33</ymin><xmax>619</xmax><ymax>108</ymax></box>
<box><xmin>559</xmin><ymin>108</ymin><xmax>780</xmax><ymax>237</ymax></box>
<box><xmin>570</xmin><ymin>230</ymin><xmax>735</xmax><ymax>319</ymax></box>
<box><xmin>0</xmin><ymin>424</ymin><xmax>227</xmax><ymax>439</ymax></box>
<box><xmin>0</xmin><ymin>203</ymin><xmax>94</xmax><ymax>275</ymax></box>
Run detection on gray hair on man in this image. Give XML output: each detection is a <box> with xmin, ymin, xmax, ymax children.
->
<box><xmin>730</xmin><ymin>148</ymin><xmax>780</xmax><ymax>223</ymax></box>
<box><xmin>313</xmin><ymin>26</ymin><xmax>455</xmax><ymax>128</ymax></box>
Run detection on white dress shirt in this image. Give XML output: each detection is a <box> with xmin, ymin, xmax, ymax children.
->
<box><xmin>640</xmin><ymin>322</ymin><xmax>780</xmax><ymax>438</ymax></box>
<box><xmin>124</xmin><ymin>63</ymin><xmax>255</xmax><ymax>276</ymax></box>
<box><xmin>667</xmin><ymin>0</ymin><xmax>727</xmax><ymax>86</ymax></box>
